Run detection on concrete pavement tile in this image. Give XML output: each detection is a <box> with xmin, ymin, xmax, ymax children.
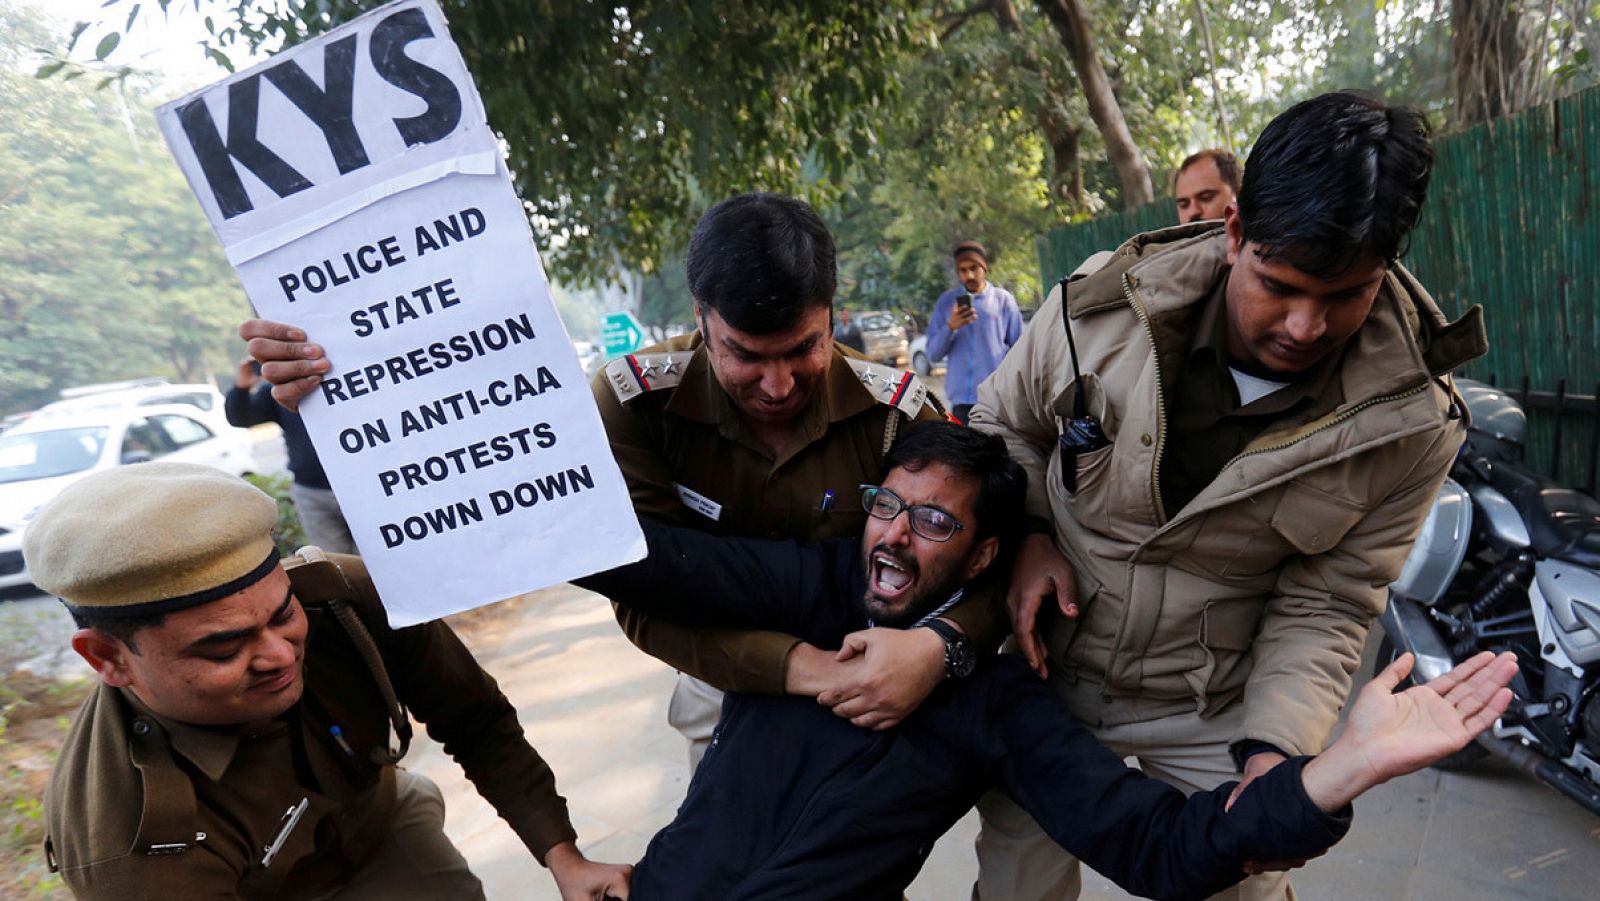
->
<box><xmin>1321</xmin><ymin>768</ymin><xmax>1438</xmax><ymax>865</ymax></box>
<box><xmin>458</xmin><ymin>824</ymin><xmax>547</xmax><ymax>899</ymax></box>
<box><xmin>1413</xmin><ymin>795</ymin><xmax>1600</xmax><ymax>898</ymax></box>
<box><xmin>519</xmin><ymin>695</ymin><xmax>673</xmax><ymax>776</ymax></box>
<box><xmin>1437</xmin><ymin>756</ymin><xmax>1595</xmax><ymax>818</ymax></box>
<box><xmin>906</xmin><ymin>808</ymin><xmax>979</xmax><ymax>900</ymax></box>
<box><xmin>638</xmin><ymin>728</ymin><xmax>694</xmax><ymax>769</ymax></box>
<box><xmin>582</xmin><ymin>829</ymin><xmax>659</xmax><ymax>872</ymax></box>
<box><xmin>1405</xmin><ymin>867</ymin><xmax>1589</xmax><ymax>901</ymax></box>
<box><xmin>1288</xmin><ymin>857</ymin><xmax>1418</xmax><ymax>900</ymax></box>
<box><xmin>562</xmin><ymin>755</ymin><xmax>687</xmax><ymax>839</ymax></box>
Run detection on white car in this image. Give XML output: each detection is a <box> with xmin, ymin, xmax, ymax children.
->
<box><xmin>910</xmin><ymin>334</ymin><xmax>945</xmax><ymax>377</ymax></box>
<box><xmin>0</xmin><ymin>395</ymin><xmax>257</xmax><ymax>599</ymax></box>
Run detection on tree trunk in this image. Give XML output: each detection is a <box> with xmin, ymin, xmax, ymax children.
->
<box><xmin>1451</xmin><ymin>0</ymin><xmax>1533</xmax><ymax>126</ymax></box>
<box><xmin>988</xmin><ymin>0</ymin><xmax>1087</xmax><ymax>212</ymax></box>
<box><xmin>1034</xmin><ymin>0</ymin><xmax>1154</xmax><ymax>208</ymax></box>
<box><xmin>1191</xmin><ymin>0</ymin><xmax>1233</xmax><ymax>148</ymax></box>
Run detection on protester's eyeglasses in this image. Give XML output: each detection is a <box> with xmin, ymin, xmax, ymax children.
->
<box><xmin>858</xmin><ymin>485</ymin><xmax>966</xmax><ymax>542</ymax></box>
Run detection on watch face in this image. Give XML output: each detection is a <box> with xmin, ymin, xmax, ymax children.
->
<box><xmin>948</xmin><ymin>639</ymin><xmax>977</xmax><ymax>679</ymax></box>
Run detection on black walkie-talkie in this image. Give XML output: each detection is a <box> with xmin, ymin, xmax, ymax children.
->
<box><xmin>1056</xmin><ymin>276</ymin><xmax>1110</xmax><ymax>492</ymax></box>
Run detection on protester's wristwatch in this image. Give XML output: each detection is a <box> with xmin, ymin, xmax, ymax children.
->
<box><xmin>922</xmin><ymin>619</ymin><xmax>976</xmax><ymax>679</ymax></box>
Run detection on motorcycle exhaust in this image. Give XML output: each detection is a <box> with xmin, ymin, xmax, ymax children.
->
<box><xmin>1386</xmin><ymin>597</ymin><xmax>1600</xmax><ymax>817</ymax></box>
<box><xmin>1474</xmin><ymin>731</ymin><xmax>1600</xmax><ymax>817</ymax></box>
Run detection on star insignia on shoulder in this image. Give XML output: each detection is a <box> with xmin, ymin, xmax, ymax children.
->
<box><xmin>638</xmin><ymin>362</ymin><xmax>659</xmax><ymax>378</ymax></box>
<box><xmin>661</xmin><ymin>355</ymin><xmax>681</xmax><ymax>375</ymax></box>
<box><xmin>859</xmin><ymin>369</ymin><xmax>877</xmax><ymax>386</ymax></box>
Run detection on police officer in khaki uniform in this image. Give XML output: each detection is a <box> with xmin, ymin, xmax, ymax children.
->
<box><xmin>969</xmin><ymin>92</ymin><xmax>1484</xmax><ymax>901</ymax></box>
<box><xmin>26</xmin><ymin>463</ymin><xmax>630</xmax><ymax>900</ymax></box>
<box><xmin>591</xmin><ymin>193</ymin><xmax>1004</xmax><ymax>767</ymax></box>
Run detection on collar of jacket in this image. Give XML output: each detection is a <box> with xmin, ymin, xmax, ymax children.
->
<box><xmin>662</xmin><ymin>330</ymin><xmax>885</xmax><ymax>429</ymax></box>
<box><xmin>116</xmin><ymin>687</ymin><xmax>244</xmax><ymax>782</ymax></box>
<box><xmin>1064</xmin><ymin>224</ymin><xmax>1487</xmax><ymax>407</ymax></box>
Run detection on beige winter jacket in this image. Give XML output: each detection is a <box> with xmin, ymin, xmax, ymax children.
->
<box><xmin>972</xmin><ymin>224</ymin><xmax>1488</xmax><ymax>756</ymax></box>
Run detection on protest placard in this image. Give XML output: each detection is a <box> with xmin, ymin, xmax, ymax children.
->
<box><xmin>157</xmin><ymin>0</ymin><xmax>644</xmax><ymax>626</ymax></box>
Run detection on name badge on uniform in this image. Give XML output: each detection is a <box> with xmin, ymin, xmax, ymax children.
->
<box><xmin>674</xmin><ymin>483</ymin><xmax>723</xmax><ymax>522</ymax></box>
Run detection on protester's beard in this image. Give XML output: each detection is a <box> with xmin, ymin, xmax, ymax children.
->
<box><xmin>861</xmin><ymin>542</ymin><xmax>963</xmax><ymax>628</ymax></box>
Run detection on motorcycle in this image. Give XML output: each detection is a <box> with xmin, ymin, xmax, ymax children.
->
<box><xmin>1381</xmin><ymin>378</ymin><xmax>1600</xmax><ymax>815</ymax></box>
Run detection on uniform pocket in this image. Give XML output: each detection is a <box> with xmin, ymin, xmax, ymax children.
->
<box><xmin>1051</xmin><ymin>373</ymin><xmax>1115</xmax><ymax>434</ymax></box>
<box><xmin>1270</xmin><ymin>479</ymin><xmax>1368</xmax><ymax>555</ymax></box>
<box><xmin>1051</xmin><ymin>374</ymin><xmax>1117</xmax><ymax>501</ymax></box>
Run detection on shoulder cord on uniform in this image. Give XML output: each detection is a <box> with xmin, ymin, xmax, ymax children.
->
<box><xmin>325</xmin><ymin>596</ymin><xmax>413</xmax><ymax>765</ymax></box>
<box><xmin>880</xmin><ymin>408</ymin><xmax>902</xmax><ymax>460</ymax></box>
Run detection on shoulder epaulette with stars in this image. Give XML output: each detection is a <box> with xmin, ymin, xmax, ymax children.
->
<box><xmin>846</xmin><ymin>358</ymin><xmax>933</xmax><ymax>419</ymax></box>
<box><xmin>604</xmin><ymin>351</ymin><xmax>689</xmax><ymax>404</ymax></box>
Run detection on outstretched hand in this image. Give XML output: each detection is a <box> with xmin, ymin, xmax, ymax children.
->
<box><xmin>1300</xmin><ymin>651</ymin><xmax>1517</xmax><ymax>813</ymax></box>
<box><xmin>1343</xmin><ymin>650</ymin><xmax>1517</xmax><ymax>782</ymax></box>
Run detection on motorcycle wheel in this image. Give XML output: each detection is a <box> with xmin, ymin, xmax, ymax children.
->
<box><xmin>1374</xmin><ymin>635</ymin><xmax>1491</xmax><ymax>770</ymax></box>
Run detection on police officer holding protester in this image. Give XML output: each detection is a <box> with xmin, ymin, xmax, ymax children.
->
<box><xmin>27</xmin><ymin>463</ymin><xmax>630</xmax><ymax>900</ymax></box>
<box><xmin>970</xmin><ymin>91</ymin><xmax>1488</xmax><ymax>900</ymax></box>
<box><xmin>239</xmin><ymin>192</ymin><xmax>1001</xmax><ymax>772</ymax></box>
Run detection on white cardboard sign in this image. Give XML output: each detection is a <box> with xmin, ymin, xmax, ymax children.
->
<box><xmin>157</xmin><ymin>0</ymin><xmax>643</xmax><ymax>626</ymax></box>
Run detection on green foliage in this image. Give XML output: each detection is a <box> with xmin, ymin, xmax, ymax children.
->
<box><xmin>639</xmin><ymin>263</ymin><xmax>693</xmax><ymax>333</ymax></box>
<box><xmin>40</xmin><ymin>0</ymin><xmax>1597</xmax><ymax>338</ymax></box>
<box><xmin>0</xmin><ymin>2</ymin><xmax>252</xmax><ymax>417</ymax></box>
<box><xmin>65</xmin><ymin>0</ymin><xmax>932</xmax><ymax>288</ymax></box>
<box><xmin>246</xmin><ymin>472</ymin><xmax>308</xmax><ymax>556</ymax></box>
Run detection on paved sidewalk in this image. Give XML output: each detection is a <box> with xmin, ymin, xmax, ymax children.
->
<box><xmin>417</xmin><ymin>584</ymin><xmax>1600</xmax><ymax>900</ymax></box>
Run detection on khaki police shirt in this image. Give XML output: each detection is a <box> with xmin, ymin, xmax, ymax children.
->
<box><xmin>44</xmin><ymin>552</ymin><xmax>576</xmax><ymax>900</ymax></box>
<box><xmin>593</xmin><ymin>332</ymin><xmax>1001</xmax><ymax>694</ymax></box>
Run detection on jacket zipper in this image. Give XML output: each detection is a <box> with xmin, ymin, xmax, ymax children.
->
<box><xmin>1227</xmin><ymin>380</ymin><xmax>1433</xmax><ymax>463</ymax></box>
<box><xmin>1148</xmin><ymin>381</ymin><xmax>1436</xmax><ymax>542</ymax></box>
<box><xmin>1122</xmin><ymin>272</ymin><xmax>1169</xmax><ymax>526</ymax></box>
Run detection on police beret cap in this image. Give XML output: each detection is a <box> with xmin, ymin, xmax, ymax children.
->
<box><xmin>23</xmin><ymin>462</ymin><xmax>279</xmax><ymax>617</ymax></box>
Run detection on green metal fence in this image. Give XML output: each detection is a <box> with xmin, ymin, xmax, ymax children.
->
<box><xmin>1036</xmin><ymin>84</ymin><xmax>1600</xmax><ymax>490</ymax></box>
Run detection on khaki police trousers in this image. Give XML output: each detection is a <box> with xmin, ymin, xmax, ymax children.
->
<box><xmin>326</xmin><ymin>769</ymin><xmax>485</xmax><ymax>901</ymax></box>
<box><xmin>973</xmin><ymin>689</ymin><xmax>1294</xmax><ymax>901</ymax></box>
<box><xmin>669</xmin><ymin>673</ymin><xmax>724</xmax><ymax>772</ymax></box>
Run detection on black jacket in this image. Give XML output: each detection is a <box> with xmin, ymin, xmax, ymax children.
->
<box><xmin>578</xmin><ymin>523</ymin><xmax>1350</xmax><ymax>900</ymax></box>
<box><xmin>224</xmin><ymin>384</ymin><xmax>330</xmax><ymax>488</ymax></box>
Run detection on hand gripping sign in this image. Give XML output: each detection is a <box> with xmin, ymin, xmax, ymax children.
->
<box><xmin>158</xmin><ymin>0</ymin><xmax>643</xmax><ymax>626</ymax></box>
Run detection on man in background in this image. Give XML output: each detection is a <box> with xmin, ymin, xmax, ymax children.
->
<box><xmin>226</xmin><ymin>358</ymin><xmax>354</xmax><ymax>554</ymax></box>
<box><xmin>924</xmin><ymin>240</ymin><xmax>1024</xmax><ymax>424</ymax></box>
<box><xmin>1174</xmin><ymin>147</ymin><xmax>1242</xmax><ymax>223</ymax></box>
<box><xmin>833</xmin><ymin>308</ymin><xmax>867</xmax><ymax>353</ymax></box>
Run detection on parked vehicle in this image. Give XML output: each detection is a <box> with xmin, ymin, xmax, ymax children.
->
<box><xmin>910</xmin><ymin>334</ymin><xmax>942</xmax><ymax>377</ymax></box>
<box><xmin>0</xmin><ymin>387</ymin><xmax>257</xmax><ymax>599</ymax></box>
<box><xmin>30</xmin><ymin>380</ymin><xmax>230</xmax><ymax>430</ymax></box>
<box><xmin>856</xmin><ymin>310</ymin><xmax>910</xmax><ymax>368</ymax></box>
<box><xmin>1381</xmin><ymin>378</ymin><xmax>1600</xmax><ymax>815</ymax></box>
